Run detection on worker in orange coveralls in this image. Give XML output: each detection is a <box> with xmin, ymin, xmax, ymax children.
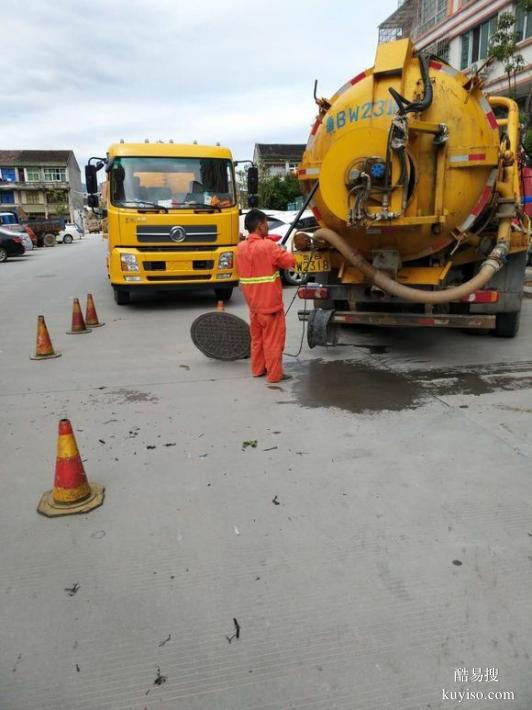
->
<box><xmin>237</xmin><ymin>209</ymin><xmax>296</xmax><ymax>383</ymax></box>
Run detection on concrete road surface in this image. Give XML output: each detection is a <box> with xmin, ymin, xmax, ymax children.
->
<box><xmin>1</xmin><ymin>237</ymin><xmax>531</xmax><ymax>710</ymax></box>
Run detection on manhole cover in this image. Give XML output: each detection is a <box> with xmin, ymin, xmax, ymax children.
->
<box><xmin>191</xmin><ymin>312</ymin><xmax>250</xmax><ymax>360</ymax></box>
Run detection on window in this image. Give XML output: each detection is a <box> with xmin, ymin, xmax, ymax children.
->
<box><xmin>424</xmin><ymin>38</ymin><xmax>450</xmax><ymax>63</ymax></box>
<box><xmin>0</xmin><ymin>167</ymin><xmax>17</xmax><ymax>183</ymax></box>
<box><xmin>26</xmin><ymin>167</ymin><xmax>42</xmax><ymax>182</ymax></box>
<box><xmin>110</xmin><ymin>157</ymin><xmax>236</xmax><ymax>208</ymax></box>
<box><xmin>0</xmin><ymin>191</ymin><xmax>15</xmax><ymax>204</ymax></box>
<box><xmin>43</xmin><ymin>167</ymin><xmax>67</xmax><ymax>182</ymax></box>
<box><xmin>515</xmin><ymin>4</ymin><xmax>532</xmax><ymax>42</ymax></box>
<box><xmin>417</xmin><ymin>0</ymin><xmax>447</xmax><ymax>35</ymax></box>
<box><xmin>24</xmin><ymin>192</ymin><xmax>41</xmax><ymax>204</ymax></box>
<box><xmin>460</xmin><ymin>15</ymin><xmax>498</xmax><ymax>69</ymax></box>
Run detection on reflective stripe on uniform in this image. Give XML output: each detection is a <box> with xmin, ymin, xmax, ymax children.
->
<box><xmin>239</xmin><ymin>271</ymin><xmax>280</xmax><ymax>285</ymax></box>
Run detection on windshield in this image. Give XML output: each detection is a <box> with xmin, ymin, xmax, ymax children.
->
<box><xmin>110</xmin><ymin>156</ymin><xmax>236</xmax><ymax>209</ymax></box>
<box><xmin>0</xmin><ymin>213</ymin><xmax>17</xmax><ymax>225</ymax></box>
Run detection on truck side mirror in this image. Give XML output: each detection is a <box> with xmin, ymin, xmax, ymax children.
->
<box><xmin>88</xmin><ymin>193</ymin><xmax>99</xmax><ymax>208</ymax></box>
<box><xmin>85</xmin><ymin>165</ymin><xmax>99</xmax><ymax>194</ymax></box>
<box><xmin>247</xmin><ymin>165</ymin><xmax>259</xmax><ymax>195</ymax></box>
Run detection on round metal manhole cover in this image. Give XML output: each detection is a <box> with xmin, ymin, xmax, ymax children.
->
<box><xmin>190</xmin><ymin>312</ymin><xmax>250</xmax><ymax>360</ymax></box>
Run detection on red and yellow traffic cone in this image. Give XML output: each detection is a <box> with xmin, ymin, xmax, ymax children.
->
<box><xmin>85</xmin><ymin>293</ymin><xmax>105</xmax><ymax>327</ymax></box>
<box><xmin>30</xmin><ymin>315</ymin><xmax>62</xmax><ymax>360</ymax></box>
<box><xmin>67</xmin><ymin>298</ymin><xmax>91</xmax><ymax>334</ymax></box>
<box><xmin>216</xmin><ymin>300</ymin><xmax>224</xmax><ymax>312</ymax></box>
<box><xmin>37</xmin><ymin>419</ymin><xmax>104</xmax><ymax>517</ymax></box>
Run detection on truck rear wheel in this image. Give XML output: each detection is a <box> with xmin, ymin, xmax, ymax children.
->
<box><xmin>494</xmin><ymin>310</ymin><xmax>520</xmax><ymax>338</ymax></box>
<box><xmin>214</xmin><ymin>286</ymin><xmax>233</xmax><ymax>302</ymax></box>
<box><xmin>43</xmin><ymin>233</ymin><xmax>56</xmax><ymax>247</ymax></box>
<box><xmin>113</xmin><ymin>288</ymin><xmax>131</xmax><ymax>305</ymax></box>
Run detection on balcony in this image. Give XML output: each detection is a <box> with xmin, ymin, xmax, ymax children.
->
<box><xmin>0</xmin><ymin>180</ymin><xmax>70</xmax><ymax>191</ymax></box>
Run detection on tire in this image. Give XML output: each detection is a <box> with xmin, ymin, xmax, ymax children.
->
<box><xmin>0</xmin><ymin>247</ymin><xmax>8</xmax><ymax>263</ymax></box>
<box><xmin>63</xmin><ymin>234</ymin><xmax>73</xmax><ymax>244</ymax></box>
<box><xmin>494</xmin><ymin>310</ymin><xmax>521</xmax><ymax>338</ymax></box>
<box><xmin>43</xmin><ymin>233</ymin><xmax>56</xmax><ymax>247</ymax></box>
<box><xmin>113</xmin><ymin>288</ymin><xmax>131</xmax><ymax>305</ymax></box>
<box><xmin>214</xmin><ymin>286</ymin><xmax>233</xmax><ymax>301</ymax></box>
<box><xmin>282</xmin><ymin>267</ymin><xmax>309</xmax><ymax>286</ymax></box>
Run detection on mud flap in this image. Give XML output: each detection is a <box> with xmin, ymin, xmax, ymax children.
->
<box><xmin>307</xmin><ymin>308</ymin><xmax>338</xmax><ymax>348</ymax></box>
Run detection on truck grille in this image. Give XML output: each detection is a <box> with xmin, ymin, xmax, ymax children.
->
<box><xmin>146</xmin><ymin>275</ymin><xmax>212</xmax><ymax>282</ymax></box>
<box><xmin>136</xmin><ymin>225</ymin><xmax>217</xmax><ymax>243</ymax></box>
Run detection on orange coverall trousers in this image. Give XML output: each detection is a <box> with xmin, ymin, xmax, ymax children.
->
<box><xmin>250</xmin><ymin>310</ymin><xmax>286</xmax><ymax>383</ymax></box>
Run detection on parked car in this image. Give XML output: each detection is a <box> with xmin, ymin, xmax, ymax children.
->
<box><xmin>0</xmin><ymin>227</ymin><xmax>25</xmax><ymax>262</ymax></box>
<box><xmin>0</xmin><ymin>211</ymin><xmax>33</xmax><ymax>253</ymax></box>
<box><xmin>239</xmin><ymin>209</ymin><xmax>319</xmax><ymax>285</ymax></box>
<box><xmin>57</xmin><ymin>223</ymin><xmax>83</xmax><ymax>244</ymax></box>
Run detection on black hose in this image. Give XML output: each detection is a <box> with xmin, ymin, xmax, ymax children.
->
<box><xmin>388</xmin><ymin>54</ymin><xmax>433</xmax><ymax>116</ymax></box>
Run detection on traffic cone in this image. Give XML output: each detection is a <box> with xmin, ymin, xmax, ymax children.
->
<box><xmin>30</xmin><ymin>315</ymin><xmax>62</xmax><ymax>360</ymax></box>
<box><xmin>216</xmin><ymin>300</ymin><xmax>224</xmax><ymax>311</ymax></box>
<box><xmin>37</xmin><ymin>418</ymin><xmax>104</xmax><ymax>517</ymax></box>
<box><xmin>67</xmin><ymin>298</ymin><xmax>91</xmax><ymax>334</ymax></box>
<box><xmin>85</xmin><ymin>293</ymin><xmax>105</xmax><ymax>327</ymax></box>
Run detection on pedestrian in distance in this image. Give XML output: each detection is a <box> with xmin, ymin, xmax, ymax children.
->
<box><xmin>237</xmin><ymin>209</ymin><xmax>296</xmax><ymax>383</ymax></box>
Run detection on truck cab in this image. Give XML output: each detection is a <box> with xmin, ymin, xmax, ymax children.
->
<box><xmin>89</xmin><ymin>142</ymin><xmax>240</xmax><ymax>305</ymax></box>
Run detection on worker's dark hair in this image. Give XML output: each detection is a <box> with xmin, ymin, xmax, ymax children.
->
<box><xmin>244</xmin><ymin>209</ymin><xmax>267</xmax><ymax>234</ymax></box>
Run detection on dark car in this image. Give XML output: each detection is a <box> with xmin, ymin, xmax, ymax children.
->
<box><xmin>0</xmin><ymin>227</ymin><xmax>25</xmax><ymax>262</ymax></box>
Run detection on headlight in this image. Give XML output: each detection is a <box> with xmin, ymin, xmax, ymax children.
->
<box><xmin>120</xmin><ymin>253</ymin><xmax>139</xmax><ymax>272</ymax></box>
<box><xmin>218</xmin><ymin>251</ymin><xmax>233</xmax><ymax>270</ymax></box>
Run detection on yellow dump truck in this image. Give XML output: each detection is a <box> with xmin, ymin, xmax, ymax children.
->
<box><xmin>85</xmin><ymin>143</ymin><xmax>239</xmax><ymax>305</ymax></box>
<box><xmin>295</xmin><ymin>39</ymin><xmax>530</xmax><ymax>341</ymax></box>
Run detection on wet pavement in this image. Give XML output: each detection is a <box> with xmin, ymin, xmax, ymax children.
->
<box><xmin>1</xmin><ymin>239</ymin><xmax>531</xmax><ymax>709</ymax></box>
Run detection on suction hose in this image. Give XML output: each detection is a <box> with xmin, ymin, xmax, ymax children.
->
<box><xmin>312</xmin><ymin>223</ymin><xmax>511</xmax><ymax>305</ymax></box>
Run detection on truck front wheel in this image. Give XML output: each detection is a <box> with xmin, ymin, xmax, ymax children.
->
<box><xmin>494</xmin><ymin>310</ymin><xmax>521</xmax><ymax>338</ymax></box>
<box><xmin>113</xmin><ymin>288</ymin><xmax>131</xmax><ymax>305</ymax></box>
<box><xmin>214</xmin><ymin>286</ymin><xmax>233</xmax><ymax>302</ymax></box>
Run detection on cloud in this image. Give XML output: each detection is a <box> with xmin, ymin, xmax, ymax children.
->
<box><xmin>1</xmin><ymin>0</ymin><xmax>397</xmax><ymax>167</ymax></box>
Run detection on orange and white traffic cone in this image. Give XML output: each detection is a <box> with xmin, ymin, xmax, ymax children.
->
<box><xmin>85</xmin><ymin>293</ymin><xmax>105</xmax><ymax>327</ymax></box>
<box><xmin>216</xmin><ymin>300</ymin><xmax>224</xmax><ymax>312</ymax></box>
<box><xmin>67</xmin><ymin>298</ymin><xmax>91</xmax><ymax>334</ymax></box>
<box><xmin>37</xmin><ymin>418</ymin><xmax>104</xmax><ymax>517</ymax></box>
<box><xmin>30</xmin><ymin>315</ymin><xmax>62</xmax><ymax>360</ymax></box>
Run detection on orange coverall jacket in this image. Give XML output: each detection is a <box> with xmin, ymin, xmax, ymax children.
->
<box><xmin>236</xmin><ymin>234</ymin><xmax>296</xmax><ymax>313</ymax></box>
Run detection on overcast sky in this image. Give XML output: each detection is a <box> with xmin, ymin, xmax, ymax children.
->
<box><xmin>2</xmin><ymin>0</ymin><xmax>397</xmax><ymax>169</ymax></box>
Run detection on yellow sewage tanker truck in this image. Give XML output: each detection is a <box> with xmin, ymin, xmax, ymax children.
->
<box><xmin>295</xmin><ymin>39</ymin><xmax>530</xmax><ymax>343</ymax></box>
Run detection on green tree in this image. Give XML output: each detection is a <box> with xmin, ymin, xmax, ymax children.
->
<box><xmin>46</xmin><ymin>189</ymin><xmax>69</xmax><ymax>218</ymax></box>
<box><xmin>258</xmin><ymin>173</ymin><xmax>302</xmax><ymax>210</ymax></box>
<box><xmin>488</xmin><ymin>2</ymin><xmax>531</xmax><ymax>97</ymax></box>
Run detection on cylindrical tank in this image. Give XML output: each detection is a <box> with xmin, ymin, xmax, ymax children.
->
<box><xmin>298</xmin><ymin>39</ymin><xmax>501</xmax><ymax>263</ymax></box>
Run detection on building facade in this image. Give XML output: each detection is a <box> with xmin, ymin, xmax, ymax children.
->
<box><xmin>253</xmin><ymin>144</ymin><xmax>306</xmax><ymax>177</ymax></box>
<box><xmin>378</xmin><ymin>0</ymin><xmax>532</xmax><ymax>107</ymax></box>
<box><xmin>0</xmin><ymin>150</ymin><xmax>83</xmax><ymax>225</ymax></box>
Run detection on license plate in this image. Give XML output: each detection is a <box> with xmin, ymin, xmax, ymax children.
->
<box><xmin>294</xmin><ymin>252</ymin><xmax>331</xmax><ymax>274</ymax></box>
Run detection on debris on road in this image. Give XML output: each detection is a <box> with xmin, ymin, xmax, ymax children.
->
<box><xmin>65</xmin><ymin>583</ymin><xmax>80</xmax><ymax>596</ymax></box>
<box><xmin>233</xmin><ymin>526</ymin><xmax>240</xmax><ymax>535</ymax></box>
<box><xmin>98</xmin><ymin>439</ymin><xmax>105</xmax><ymax>445</ymax></box>
<box><xmin>263</xmin><ymin>446</ymin><xmax>278</xmax><ymax>451</ymax></box>
<box><xmin>272</xmin><ymin>495</ymin><xmax>280</xmax><ymax>505</ymax></box>
<box><xmin>146</xmin><ymin>445</ymin><xmax>156</xmax><ymax>450</ymax></box>
<box><xmin>75</xmin><ymin>664</ymin><xmax>80</xmax><ymax>673</ymax></box>
<box><xmin>154</xmin><ymin>667</ymin><xmax>167</xmax><ymax>685</ymax></box>
<box><xmin>179</xmin><ymin>365</ymin><xmax>190</xmax><ymax>370</ymax></box>
<box><xmin>158</xmin><ymin>634</ymin><xmax>171</xmax><ymax>647</ymax></box>
<box><xmin>242</xmin><ymin>440</ymin><xmax>257</xmax><ymax>450</ymax></box>
<box><xmin>452</xmin><ymin>560</ymin><xmax>463</xmax><ymax>566</ymax></box>
<box><xmin>226</xmin><ymin>617</ymin><xmax>241</xmax><ymax>643</ymax></box>
<box><xmin>164</xmin><ymin>442</ymin><xmax>176</xmax><ymax>447</ymax></box>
